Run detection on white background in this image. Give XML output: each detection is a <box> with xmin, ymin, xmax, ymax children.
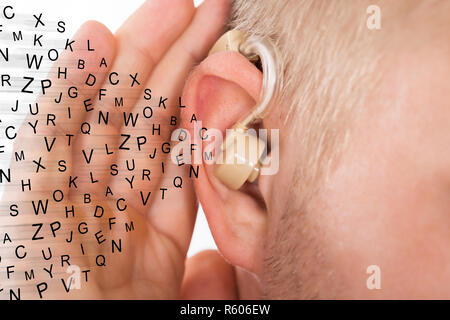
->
<box><xmin>0</xmin><ymin>0</ymin><xmax>216</xmax><ymax>257</ymax></box>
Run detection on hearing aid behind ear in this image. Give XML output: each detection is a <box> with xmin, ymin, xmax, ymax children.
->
<box><xmin>209</xmin><ymin>30</ymin><xmax>282</xmax><ymax>190</ymax></box>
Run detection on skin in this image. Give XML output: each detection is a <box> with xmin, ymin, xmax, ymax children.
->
<box><xmin>308</xmin><ymin>20</ymin><xmax>450</xmax><ymax>298</ymax></box>
<box><xmin>2</xmin><ymin>0</ymin><xmax>449</xmax><ymax>300</ymax></box>
<box><xmin>0</xmin><ymin>0</ymin><xmax>232</xmax><ymax>299</ymax></box>
<box><xmin>181</xmin><ymin>1</ymin><xmax>450</xmax><ymax>299</ymax></box>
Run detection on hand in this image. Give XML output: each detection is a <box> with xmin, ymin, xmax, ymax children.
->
<box><xmin>1</xmin><ymin>0</ymin><xmax>228</xmax><ymax>299</ymax></box>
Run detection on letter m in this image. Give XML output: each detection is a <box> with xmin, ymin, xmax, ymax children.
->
<box><xmin>204</xmin><ymin>151</ymin><xmax>213</xmax><ymax>161</ymax></box>
<box><xmin>15</xmin><ymin>150</ymin><xmax>25</xmax><ymax>162</ymax></box>
<box><xmin>13</xmin><ymin>31</ymin><xmax>23</xmax><ymax>41</ymax></box>
<box><xmin>125</xmin><ymin>221</ymin><xmax>135</xmax><ymax>232</ymax></box>
<box><xmin>115</xmin><ymin>97</ymin><xmax>123</xmax><ymax>107</ymax></box>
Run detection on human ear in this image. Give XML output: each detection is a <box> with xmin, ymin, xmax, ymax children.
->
<box><xmin>181</xmin><ymin>50</ymin><xmax>268</xmax><ymax>274</ymax></box>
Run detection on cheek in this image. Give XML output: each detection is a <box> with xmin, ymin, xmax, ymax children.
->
<box><xmin>258</xmin><ymin>122</ymin><xmax>298</xmax><ymax>215</ymax></box>
<box><xmin>319</xmin><ymin>159</ymin><xmax>450</xmax><ymax>298</ymax></box>
<box><xmin>316</xmin><ymin>78</ymin><xmax>450</xmax><ymax>298</ymax></box>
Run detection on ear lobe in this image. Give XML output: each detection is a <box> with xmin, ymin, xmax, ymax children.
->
<box><xmin>181</xmin><ymin>51</ymin><xmax>267</xmax><ymax>274</ymax></box>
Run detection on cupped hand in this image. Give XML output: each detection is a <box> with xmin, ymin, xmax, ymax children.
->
<box><xmin>0</xmin><ymin>0</ymin><xmax>228</xmax><ymax>299</ymax></box>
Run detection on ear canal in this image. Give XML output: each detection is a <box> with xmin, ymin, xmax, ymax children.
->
<box><xmin>214</xmin><ymin>127</ymin><xmax>266</xmax><ymax>190</ymax></box>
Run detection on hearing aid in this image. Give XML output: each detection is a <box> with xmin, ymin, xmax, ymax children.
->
<box><xmin>209</xmin><ymin>30</ymin><xmax>282</xmax><ymax>190</ymax></box>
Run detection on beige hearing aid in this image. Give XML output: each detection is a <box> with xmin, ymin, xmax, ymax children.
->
<box><xmin>209</xmin><ymin>30</ymin><xmax>282</xmax><ymax>190</ymax></box>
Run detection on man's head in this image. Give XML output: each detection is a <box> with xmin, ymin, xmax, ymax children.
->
<box><xmin>182</xmin><ymin>0</ymin><xmax>450</xmax><ymax>298</ymax></box>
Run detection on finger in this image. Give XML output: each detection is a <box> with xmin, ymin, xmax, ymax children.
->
<box><xmin>145</xmin><ymin>154</ymin><xmax>198</xmax><ymax>255</ymax></box>
<box><xmin>8</xmin><ymin>21</ymin><xmax>116</xmax><ymax>196</ymax></box>
<box><xmin>72</xmin><ymin>0</ymin><xmax>196</xmax><ymax>197</ymax></box>
<box><xmin>110</xmin><ymin>0</ymin><xmax>229</xmax><ymax>207</ymax></box>
<box><xmin>180</xmin><ymin>250</ymin><xmax>238</xmax><ymax>300</ymax></box>
<box><xmin>109</xmin><ymin>0</ymin><xmax>229</xmax><ymax>257</ymax></box>
<box><xmin>32</xmin><ymin>20</ymin><xmax>116</xmax><ymax>138</ymax></box>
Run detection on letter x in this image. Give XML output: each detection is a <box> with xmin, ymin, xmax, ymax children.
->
<box><xmin>33</xmin><ymin>13</ymin><xmax>45</xmax><ymax>28</ymax></box>
<box><xmin>129</xmin><ymin>73</ymin><xmax>140</xmax><ymax>87</ymax></box>
<box><xmin>33</xmin><ymin>157</ymin><xmax>46</xmax><ymax>173</ymax></box>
